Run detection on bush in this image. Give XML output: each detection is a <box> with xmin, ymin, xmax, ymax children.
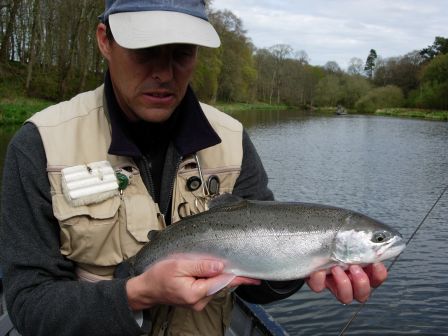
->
<box><xmin>413</xmin><ymin>81</ymin><xmax>448</xmax><ymax>110</ymax></box>
<box><xmin>410</xmin><ymin>54</ymin><xmax>448</xmax><ymax>110</ymax></box>
<box><xmin>355</xmin><ymin>85</ymin><xmax>405</xmax><ymax>113</ymax></box>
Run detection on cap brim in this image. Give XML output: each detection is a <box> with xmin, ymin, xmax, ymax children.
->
<box><xmin>109</xmin><ymin>11</ymin><xmax>221</xmax><ymax>49</ymax></box>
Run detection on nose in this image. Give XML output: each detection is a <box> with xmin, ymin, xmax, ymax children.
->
<box><xmin>151</xmin><ymin>50</ymin><xmax>174</xmax><ymax>82</ymax></box>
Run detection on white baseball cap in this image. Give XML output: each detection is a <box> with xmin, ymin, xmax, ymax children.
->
<box><xmin>99</xmin><ymin>0</ymin><xmax>221</xmax><ymax>49</ymax></box>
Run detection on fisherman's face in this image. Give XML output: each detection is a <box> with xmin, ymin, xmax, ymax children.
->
<box><xmin>97</xmin><ymin>23</ymin><xmax>198</xmax><ymax>123</ymax></box>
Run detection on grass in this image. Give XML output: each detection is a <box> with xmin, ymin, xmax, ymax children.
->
<box><xmin>375</xmin><ymin>108</ymin><xmax>448</xmax><ymax>121</ymax></box>
<box><xmin>0</xmin><ymin>96</ymin><xmax>54</xmax><ymax>125</ymax></box>
<box><xmin>214</xmin><ymin>102</ymin><xmax>292</xmax><ymax>113</ymax></box>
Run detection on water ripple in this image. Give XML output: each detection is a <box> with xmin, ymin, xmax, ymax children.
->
<box><xmin>244</xmin><ymin>115</ymin><xmax>448</xmax><ymax>335</ymax></box>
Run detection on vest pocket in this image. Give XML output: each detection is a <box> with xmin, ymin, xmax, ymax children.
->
<box><xmin>123</xmin><ymin>194</ymin><xmax>164</xmax><ymax>243</ymax></box>
<box><xmin>52</xmin><ymin>193</ymin><xmax>123</xmax><ymax>265</ymax></box>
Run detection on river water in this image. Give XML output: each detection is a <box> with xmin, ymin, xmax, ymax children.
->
<box><xmin>232</xmin><ymin>111</ymin><xmax>448</xmax><ymax>335</ymax></box>
<box><xmin>1</xmin><ymin>112</ymin><xmax>447</xmax><ymax>335</ymax></box>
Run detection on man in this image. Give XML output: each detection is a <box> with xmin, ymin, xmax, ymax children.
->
<box><xmin>0</xmin><ymin>1</ymin><xmax>387</xmax><ymax>335</ymax></box>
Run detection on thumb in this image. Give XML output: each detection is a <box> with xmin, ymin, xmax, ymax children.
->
<box><xmin>187</xmin><ymin>259</ymin><xmax>224</xmax><ymax>278</ymax></box>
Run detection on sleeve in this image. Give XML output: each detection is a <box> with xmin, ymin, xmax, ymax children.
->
<box><xmin>0</xmin><ymin>123</ymin><xmax>146</xmax><ymax>336</ymax></box>
<box><xmin>232</xmin><ymin>130</ymin><xmax>305</xmax><ymax>304</ymax></box>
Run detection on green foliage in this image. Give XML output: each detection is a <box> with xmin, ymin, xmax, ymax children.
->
<box><xmin>376</xmin><ymin>108</ymin><xmax>447</xmax><ymax>121</ymax></box>
<box><xmin>211</xmin><ymin>10</ymin><xmax>257</xmax><ymax>103</ymax></box>
<box><xmin>214</xmin><ymin>102</ymin><xmax>290</xmax><ymax>113</ymax></box>
<box><xmin>421</xmin><ymin>54</ymin><xmax>448</xmax><ymax>83</ymax></box>
<box><xmin>339</xmin><ymin>75</ymin><xmax>372</xmax><ymax>108</ymax></box>
<box><xmin>413</xmin><ymin>82</ymin><xmax>448</xmax><ymax>110</ymax></box>
<box><xmin>0</xmin><ymin>97</ymin><xmax>53</xmax><ymax>125</ymax></box>
<box><xmin>373</xmin><ymin>52</ymin><xmax>423</xmax><ymax>96</ymax></box>
<box><xmin>420</xmin><ymin>36</ymin><xmax>448</xmax><ymax>60</ymax></box>
<box><xmin>314</xmin><ymin>73</ymin><xmax>371</xmax><ymax>109</ymax></box>
<box><xmin>314</xmin><ymin>75</ymin><xmax>342</xmax><ymax>107</ymax></box>
<box><xmin>355</xmin><ymin>85</ymin><xmax>405</xmax><ymax>113</ymax></box>
<box><xmin>192</xmin><ymin>47</ymin><xmax>222</xmax><ymax>103</ymax></box>
<box><xmin>411</xmin><ymin>54</ymin><xmax>448</xmax><ymax>110</ymax></box>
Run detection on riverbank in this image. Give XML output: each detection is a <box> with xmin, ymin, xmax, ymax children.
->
<box><xmin>0</xmin><ymin>96</ymin><xmax>53</xmax><ymax>125</ymax></box>
<box><xmin>214</xmin><ymin>102</ymin><xmax>292</xmax><ymax>113</ymax></box>
<box><xmin>0</xmin><ymin>97</ymin><xmax>294</xmax><ymax>125</ymax></box>
<box><xmin>1</xmin><ymin>95</ymin><xmax>447</xmax><ymax>125</ymax></box>
<box><xmin>375</xmin><ymin>108</ymin><xmax>448</xmax><ymax>121</ymax></box>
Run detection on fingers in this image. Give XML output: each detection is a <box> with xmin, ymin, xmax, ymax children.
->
<box><xmin>364</xmin><ymin>263</ymin><xmax>388</xmax><ymax>288</ymax></box>
<box><xmin>229</xmin><ymin>276</ymin><xmax>261</xmax><ymax>287</ymax></box>
<box><xmin>328</xmin><ymin>266</ymin><xmax>354</xmax><ymax>304</ymax></box>
<box><xmin>306</xmin><ymin>270</ymin><xmax>327</xmax><ymax>292</ymax></box>
<box><xmin>307</xmin><ymin>263</ymin><xmax>388</xmax><ymax>305</ymax></box>
<box><xmin>179</xmin><ymin>258</ymin><xmax>225</xmax><ymax>278</ymax></box>
<box><xmin>131</xmin><ymin>257</ymin><xmax>260</xmax><ymax>312</ymax></box>
<box><xmin>349</xmin><ymin>265</ymin><xmax>370</xmax><ymax>303</ymax></box>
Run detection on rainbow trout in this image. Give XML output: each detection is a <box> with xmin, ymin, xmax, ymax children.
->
<box><xmin>127</xmin><ymin>195</ymin><xmax>405</xmax><ymax>293</ymax></box>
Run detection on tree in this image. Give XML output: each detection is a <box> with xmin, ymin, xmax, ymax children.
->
<box><xmin>295</xmin><ymin>50</ymin><xmax>309</xmax><ymax>65</ymax></box>
<box><xmin>253</xmin><ymin>48</ymin><xmax>275</xmax><ymax>102</ymax></box>
<box><xmin>420</xmin><ymin>36</ymin><xmax>448</xmax><ymax>61</ymax></box>
<box><xmin>364</xmin><ymin>49</ymin><xmax>377</xmax><ymax>79</ymax></box>
<box><xmin>267</xmin><ymin>44</ymin><xmax>293</xmax><ymax>104</ymax></box>
<box><xmin>0</xmin><ymin>0</ymin><xmax>22</xmax><ymax>61</ymax></box>
<box><xmin>192</xmin><ymin>47</ymin><xmax>222</xmax><ymax>103</ymax></box>
<box><xmin>339</xmin><ymin>74</ymin><xmax>371</xmax><ymax>108</ymax></box>
<box><xmin>211</xmin><ymin>10</ymin><xmax>257</xmax><ymax>102</ymax></box>
<box><xmin>314</xmin><ymin>75</ymin><xmax>342</xmax><ymax>107</ymax></box>
<box><xmin>25</xmin><ymin>0</ymin><xmax>41</xmax><ymax>92</ymax></box>
<box><xmin>324</xmin><ymin>61</ymin><xmax>341</xmax><ymax>74</ymax></box>
<box><xmin>347</xmin><ymin>57</ymin><xmax>364</xmax><ymax>76</ymax></box>
<box><xmin>355</xmin><ymin>85</ymin><xmax>404</xmax><ymax>113</ymax></box>
<box><xmin>414</xmin><ymin>54</ymin><xmax>448</xmax><ymax>109</ymax></box>
<box><xmin>373</xmin><ymin>51</ymin><xmax>423</xmax><ymax>96</ymax></box>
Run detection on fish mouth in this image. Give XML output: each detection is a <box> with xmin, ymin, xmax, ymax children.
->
<box><xmin>377</xmin><ymin>236</ymin><xmax>406</xmax><ymax>261</ymax></box>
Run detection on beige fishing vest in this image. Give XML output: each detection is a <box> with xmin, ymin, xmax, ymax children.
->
<box><xmin>28</xmin><ymin>85</ymin><xmax>243</xmax><ymax>335</ymax></box>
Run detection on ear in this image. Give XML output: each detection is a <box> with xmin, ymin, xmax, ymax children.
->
<box><xmin>96</xmin><ymin>23</ymin><xmax>112</xmax><ymax>61</ymax></box>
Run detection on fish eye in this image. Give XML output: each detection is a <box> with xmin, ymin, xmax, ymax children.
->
<box><xmin>372</xmin><ymin>231</ymin><xmax>390</xmax><ymax>243</ymax></box>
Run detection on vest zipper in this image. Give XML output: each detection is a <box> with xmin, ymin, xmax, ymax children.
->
<box><xmin>140</xmin><ymin>155</ymin><xmax>156</xmax><ymax>200</ymax></box>
<box><xmin>162</xmin><ymin>156</ymin><xmax>183</xmax><ymax>219</ymax></box>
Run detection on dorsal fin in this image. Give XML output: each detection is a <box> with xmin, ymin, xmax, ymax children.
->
<box><xmin>207</xmin><ymin>193</ymin><xmax>247</xmax><ymax>210</ymax></box>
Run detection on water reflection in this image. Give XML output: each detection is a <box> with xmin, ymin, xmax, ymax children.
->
<box><xmin>227</xmin><ymin>109</ymin><xmax>315</xmax><ymax>129</ymax></box>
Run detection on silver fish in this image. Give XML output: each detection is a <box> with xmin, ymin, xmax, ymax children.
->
<box><xmin>129</xmin><ymin>195</ymin><xmax>405</xmax><ymax>293</ymax></box>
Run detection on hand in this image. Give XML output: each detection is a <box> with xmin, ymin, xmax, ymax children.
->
<box><xmin>126</xmin><ymin>258</ymin><xmax>260</xmax><ymax>311</ymax></box>
<box><xmin>306</xmin><ymin>263</ymin><xmax>388</xmax><ymax>304</ymax></box>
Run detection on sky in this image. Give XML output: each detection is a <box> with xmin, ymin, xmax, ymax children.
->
<box><xmin>211</xmin><ymin>0</ymin><xmax>447</xmax><ymax>69</ymax></box>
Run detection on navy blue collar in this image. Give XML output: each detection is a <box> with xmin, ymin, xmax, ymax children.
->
<box><xmin>105</xmin><ymin>72</ymin><xmax>221</xmax><ymax>157</ymax></box>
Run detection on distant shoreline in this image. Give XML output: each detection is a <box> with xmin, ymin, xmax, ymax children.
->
<box><xmin>0</xmin><ymin>98</ymin><xmax>446</xmax><ymax>125</ymax></box>
<box><xmin>375</xmin><ymin>108</ymin><xmax>448</xmax><ymax>121</ymax></box>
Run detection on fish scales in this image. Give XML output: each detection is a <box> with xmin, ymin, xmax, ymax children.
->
<box><xmin>130</xmin><ymin>195</ymin><xmax>406</xmax><ymax>281</ymax></box>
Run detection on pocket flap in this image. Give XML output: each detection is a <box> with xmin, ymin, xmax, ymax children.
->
<box><xmin>124</xmin><ymin>194</ymin><xmax>164</xmax><ymax>243</ymax></box>
<box><xmin>53</xmin><ymin>194</ymin><xmax>120</xmax><ymax>222</ymax></box>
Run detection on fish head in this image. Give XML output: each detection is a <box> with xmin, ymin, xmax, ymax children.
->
<box><xmin>332</xmin><ymin>212</ymin><xmax>406</xmax><ymax>265</ymax></box>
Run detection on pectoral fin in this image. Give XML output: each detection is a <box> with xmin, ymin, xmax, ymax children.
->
<box><xmin>147</xmin><ymin>230</ymin><xmax>161</xmax><ymax>241</ymax></box>
<box><xmin>207</xmin><ymin>273</ymin><xmax>236</xmax><ymax>296</ymax></box>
